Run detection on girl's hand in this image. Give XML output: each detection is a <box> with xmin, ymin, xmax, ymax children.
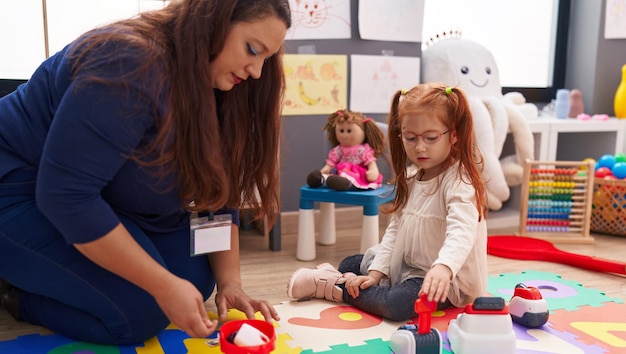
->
<box><xmin>214</xmin><ymin>282</ymin><xmax>280</xmax><ymax>324</ymax></box>
<box><xmin>153</xmin><ymin>276</ymin><xmax>218</xmax><ymax>338</ymax></box>
<box><xmin>344</xmin><ymin>274</ymin><xmax>378</xmax><ymax>298</ymax></box>
<box><xmin>420</xmin><ymin>264</ymin><xmax>452</xmax><ymax>303</ymax></box>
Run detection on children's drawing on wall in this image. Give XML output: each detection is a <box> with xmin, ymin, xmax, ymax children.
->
<box><xmin>349</xmin><ymin>55</ymin><xmax>420</xmax><ymax>113</ymax></box>
<box><xmin>282</xmin><ymin>54</ymin><xmax>348</xmax><ymax>116</ymax></box>
<box><xmin>605</xmin><ymin>0</ymin><xmax>626</xmax><ymax>39</ymax></box>
<box><xmin>358</xmin><ymin>0</ymin><xmax>425</xmax><ymax>42</ymax></box>
<box><xmin>285</xmin><ymin>0</ymin><xmax>351</xmax><ymax>40</ymax></box>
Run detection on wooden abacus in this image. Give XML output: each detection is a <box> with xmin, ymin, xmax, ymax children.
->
<box><xmin>519</xmin><ymin>159</ymin><xmax>595</xmax><ymax>244</ymax></box>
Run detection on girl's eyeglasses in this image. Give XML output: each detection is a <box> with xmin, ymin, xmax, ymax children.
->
<box><xmin>400</xmin><ymin>130</ymin><xmax>450</xmax><ymax>145</ymax></box>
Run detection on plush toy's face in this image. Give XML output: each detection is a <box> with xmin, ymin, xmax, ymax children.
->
<box><xmin>335</xmin><ymin>121</ymin><xmax>365</xmax><ymax>147</ymax></box>
<box><xmin>421</xmin><ymin>38</ymin><xmax>502</xmax><ymax>98</ymax></box>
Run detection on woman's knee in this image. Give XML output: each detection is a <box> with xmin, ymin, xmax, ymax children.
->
<box><xmin>108</xmin><ymin>302</ymin><xmax>169</xmax><ymax>345</ymax></box>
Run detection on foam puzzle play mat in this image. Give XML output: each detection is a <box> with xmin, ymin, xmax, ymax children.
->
<box><xmin>0</xmin><ymin>271</ymin><xmax>624</xmax><ymax>353</ymax></box>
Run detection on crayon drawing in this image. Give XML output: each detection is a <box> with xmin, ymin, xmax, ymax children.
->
<box><xmin>350</xmin><ymin>55</ymin><xmax>420</xmax><ymax>113</ymax></box>
<box><xmin>358</xmin><ymin>0</ymin><xmax>425</xmax><ymax>42</ymax></box>
<box><xmin>282</xmin><ymin>54</ymin><xmax>348</xmax><ymax>116</ymax></box>
<box><xmin>605</xmin><ymin>0</ymin><xmax>626</xmax><ymax>39</ymax></box>
<box><xmin>286</xmin><ymin>0</ymin><xmax>351</xmax><ymax>40</ymax></box>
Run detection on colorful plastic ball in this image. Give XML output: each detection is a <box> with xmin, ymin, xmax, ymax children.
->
<box><xmin>597</xmin><ymin>154</ymin><xmax>617</xmax><ymax>169</ymax></box>
<box><xmin>615</xmin><ymin>153</ymin><xmax>626</xmax><ymax>163</ymax></box>
<box><xmin>581</xmin><ymin>158</ymin><xmax>596</xmax><ymax>171</ymax></box>
<box><xmin>612</xmin><ymin>162</ymin><xmax>626</xmax><ymax>179</ymax></box>
<box><xmin>595</xmin><ymin>167</ymin><xmax>613</xmax><ymax>178</ymax></box>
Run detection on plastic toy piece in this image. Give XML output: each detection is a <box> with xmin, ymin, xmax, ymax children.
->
<box><xmin>388</xmin><ymin>294</ymin><xmax>442</xmax><ymax>354</ymax></box>
<box><xmin>509</xmin><ymin>283</ymin><xmax>549</xmax><ymax>328</ymax></box>
<box><xmin>469</xmin><ymin>296</ymin><xmax>505</xmax><ymax>312</ymax></box>
<box><xmin>487</xmin><ymin>235</ymin><xmax>626</xmax><ymax>275</ymax></box>
<box><xmin>592</xmin><ymin>114</ymin><xmax>609</xmax><ymax>121</ymax></box>
<box><xmin>219</xmin><ymin>319</ymin><xmax>276</xmax><ymax>354</ymax></box>
<box><xmin>414</xmin><ymin>293</ymin><xmax>437</xmax><ymax>334</ymax></box>
<box><xmin>576</xmin><ymin>113</ymin><xmax>591</xmax><ymax>120</ymax></box>
<box><xmin>447</xmin><ymin>296</ymin><xmax>516</xmax><ymax>354</ymax></box>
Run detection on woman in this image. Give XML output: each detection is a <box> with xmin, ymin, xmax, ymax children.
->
<box><xmin>0</xmin><ymin>0</ymin><xmax>290</xmax><ymax>345</ymax></box>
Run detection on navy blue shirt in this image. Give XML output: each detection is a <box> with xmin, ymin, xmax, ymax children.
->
<box><xmin>0</xmin><ymin>41</ymin><xmax>238</xmax><ymax>244</ymax></box>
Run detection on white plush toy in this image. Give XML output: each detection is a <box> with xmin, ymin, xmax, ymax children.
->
<box><xmin>421</xmin><ymin>37</ymin><xmax>536</xmax><ymax>211</ymax></box>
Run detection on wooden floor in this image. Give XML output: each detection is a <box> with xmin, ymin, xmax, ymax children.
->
<box><xmin>1</xmin><ymin>222</ymin><xmax>625</xmax><ymax>341</ymax></box>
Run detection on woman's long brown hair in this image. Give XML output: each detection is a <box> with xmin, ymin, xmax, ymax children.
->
<box><xmin>386</xmin><ymin>83</ymin><xmax>487</xmax><ymax>220</ymax></box>
<box><xmin>68</xmin><ymin>0</ymin><xmax>291</xmax><ymax>227</ymax></box>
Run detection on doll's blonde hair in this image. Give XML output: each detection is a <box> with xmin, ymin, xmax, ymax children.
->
<box><xmin>323</xmin><ymin>109</ymin><xmax>386</xmax><ymax>157</ymax></box>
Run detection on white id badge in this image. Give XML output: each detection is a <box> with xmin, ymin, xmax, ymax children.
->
<box><xmin>190</xmin><ymin>214</ymin><xmax>232</xmax><ymax>256</ymax></box>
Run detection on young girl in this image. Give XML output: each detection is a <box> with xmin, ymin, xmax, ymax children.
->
<box><xmin>288</xmin><ymin>83</ymin><xmax>488</xmax><ymax>321</ymax></box>
<box><xmin>306</xmin><ymin>109</ymin><xmax>386</xmax><ymax>191</ymax></box>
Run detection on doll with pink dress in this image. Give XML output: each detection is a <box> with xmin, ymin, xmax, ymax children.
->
<box><xmin>307</xmin><ymin>109</ymin><xmax>386</xmax><ymax>191</ymax></box>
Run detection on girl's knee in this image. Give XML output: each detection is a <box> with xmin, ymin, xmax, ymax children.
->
<box><xmin>338</xmin><ymin>254</ymin><xmax>363</xmax><ymax>274</ymax></box>
<box><xmin>384</xmin><ymin>307</ymin><xmax>415</xmax><ymax>322</ymax></box>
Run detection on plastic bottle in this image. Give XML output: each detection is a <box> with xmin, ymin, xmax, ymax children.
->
<box><xmin>615</xmin><ymin>64</ymin><xmax>626</xmax><ymax>119</ymax></box>
<box><xmin>568</xmin><ymin>89</ymin><xmax>584</xmax><ymax>117</ymax></box>
<box><xmin>554</xmin><ymin>89</ymin><xmax>570</xmax><ymax>119</ymax></box>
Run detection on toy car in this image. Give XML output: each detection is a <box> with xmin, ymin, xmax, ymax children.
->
<box><xmin>447</xmin><ymin>296</ymin><xmax>516</xmax><ymax>354</ymax></box>
<box><xmin>508</xmin><ymin>283</ymin><xmax>549</xmax><ymax>328</ymax></box>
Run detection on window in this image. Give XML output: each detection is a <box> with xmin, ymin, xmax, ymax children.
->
<box><xmin>421</xmin><ymin>0</ymin><xmax>570</xmax><ymax>102</ymax></box>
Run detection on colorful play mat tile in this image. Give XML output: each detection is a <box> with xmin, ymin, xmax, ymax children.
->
<box><xmin>0</xmin><ymin>271</ymin><xmax>625</xmax><ymax>353</ymax></box>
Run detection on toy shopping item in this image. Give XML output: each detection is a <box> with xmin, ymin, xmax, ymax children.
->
<box><xmin>487</xmin><ymin>235</ymin><xmax>626</xmax><ymax>275</ymax></box>
<box><xmin>568</xmin><ymin>89</ymin><xmax>585</xmax><ymax>117</ymax></box>
<box><xmin>219</xmin><ymin>319</ymin><xmax>275</xmax><ymax>354</ymax></box>
<box><xmin>447</xmin><ymin>297</ymin><xmax>516</xmax><ymax>354</ymax></box>
<box><xmin>508</xmin><ymin>283</ymin><xmax>549</xmax><ymax>328</ymax></box>
<box><xmin>554</xmin><ymin>89</ymin><xmax>570</xmax><ymax>119</ymax></box>
<box><xmin>307</xmin><ymin>109</ymin><xmax>385</xmax><ymax>191</ymax></box>
<box><xmin>389</xmin><ymin>293</ymin><xmax>442</xmax><ymax>354</ymax></box>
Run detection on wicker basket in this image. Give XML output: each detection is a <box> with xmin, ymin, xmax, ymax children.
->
<box><xmin>590</xmin><ymin>177</ymin><xmax>626</xmax><ymax>236</ymax></box>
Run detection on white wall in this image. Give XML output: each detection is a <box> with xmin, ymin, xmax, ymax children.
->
<box><xmin>0</xmin><ymin>0</ymin><xmax>169</xmax><ymax>80</ymax></box>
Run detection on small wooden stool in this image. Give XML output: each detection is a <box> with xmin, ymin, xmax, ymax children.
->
<box><xmin>296</xmin><ymin>184</ymin><xmax>395</xmax><ymax>261</ymax></box>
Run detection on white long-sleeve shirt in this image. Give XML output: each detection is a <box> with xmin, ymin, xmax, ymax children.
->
<box><xmin>361</xmin><ymin>162</ymin><xmax>488</xmax><ymax>307</ymax></box>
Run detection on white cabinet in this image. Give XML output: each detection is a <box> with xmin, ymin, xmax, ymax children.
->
<box><xmin>487</xmin><ymin>117</ymin><xmax>626</xmax><ymax>230</ymax></box>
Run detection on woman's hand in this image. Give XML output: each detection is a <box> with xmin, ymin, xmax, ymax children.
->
<box><xmin>420</xmin><ymin>264</ymin><xmax>452</xmax><ymax>303</ymax></box>
<box><xmin>214</xmin><ymin>282</ymin><xmax>280</xmax><ymax>323</ymax></box>
<box><xmin>153</xmin><ymin>276</ymin><xmax>218</xmax><ymax>338</ymax></box>
<box><xmin>73</xmin><ymin>223</ymin><xmax>218</xmax><ymax>338</ymax></box>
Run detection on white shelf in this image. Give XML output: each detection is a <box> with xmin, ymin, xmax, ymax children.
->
<box><xmin>540</xmin><ymin>118</ymin><xmax>626</xmax><ymax>161</ymax></box>
<box><xmin>487</xmin><ymin>117</ymin><xmax>626</xmax><ymax>231</ymax></box>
